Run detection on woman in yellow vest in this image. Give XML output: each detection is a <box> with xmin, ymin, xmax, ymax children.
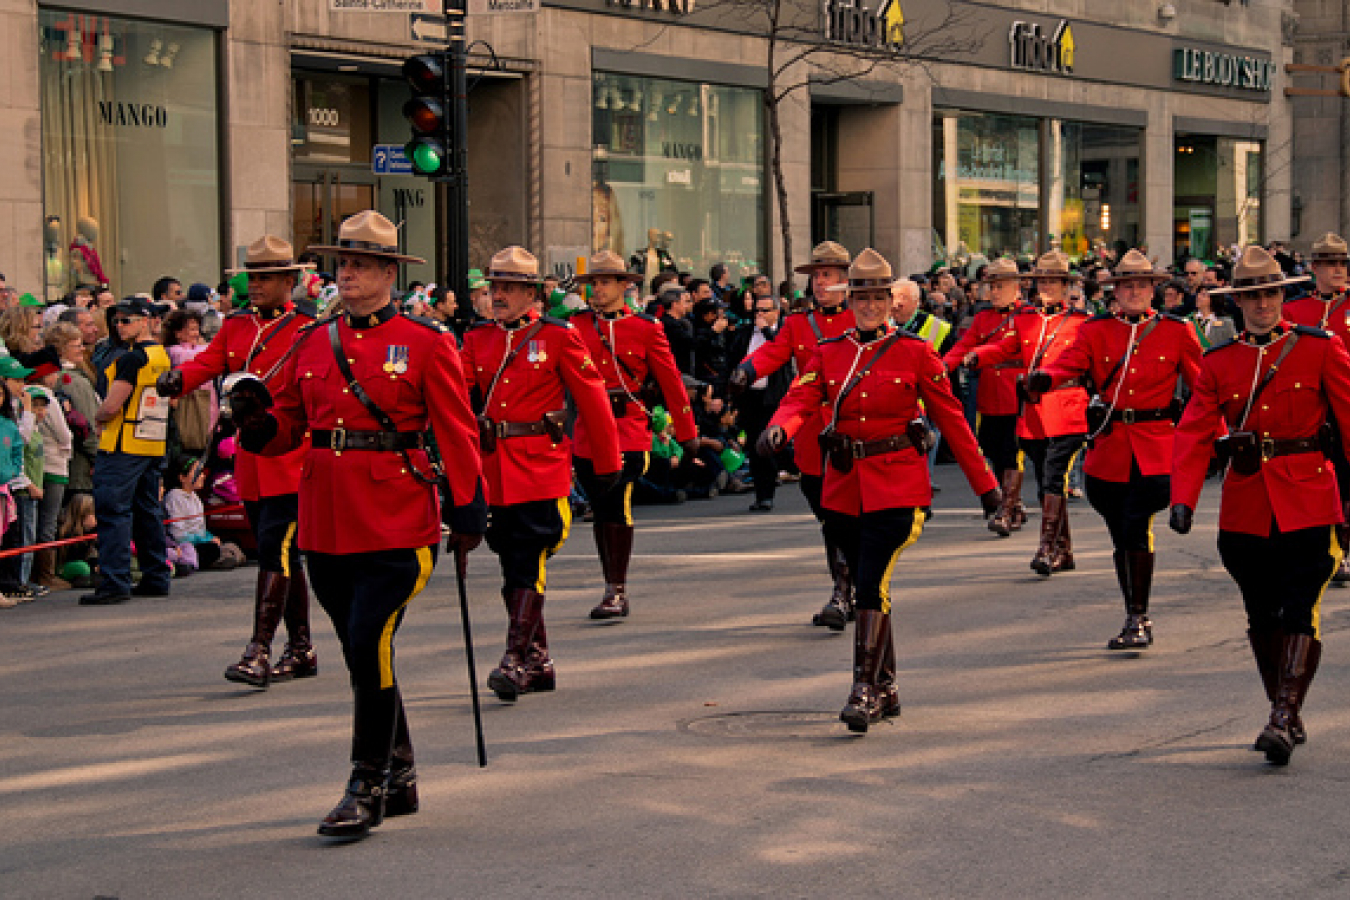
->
<box><xmin>81</xmin><ymin>297</ymin><xmax>174</xmax><ymax>605</ymax></box>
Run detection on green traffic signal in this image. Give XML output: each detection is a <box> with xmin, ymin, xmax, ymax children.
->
<box><xmin>402</xmin><ymin>52</ymin><xmax>451</xmax><ymax>180</ymax></box>
<box><xmin>407</xmin><ymin>139</ymin><xmax>446</xmax><ymax>176</ymax></box>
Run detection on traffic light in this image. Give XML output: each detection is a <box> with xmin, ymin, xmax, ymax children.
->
<box><xmin>402</xmin><ymin>53</ymin><xmax>450</xmax><ymax>179</ymax></box>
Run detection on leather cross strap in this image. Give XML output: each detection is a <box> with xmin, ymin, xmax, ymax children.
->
<box><xmin>806</xmin><ymin>311</ymin><xmax>825</xmax><ymax>343</ymax></box>
<box><xmin>827</xmin><ymin>331</ymin><xmax>902</xmax><ymax>429</ymax></box>
<box><xmin>1234</xmin><ymin>331</ymin><xmax>1301</xmax><ymax>431</ymax></box>
<box><xmin>1095</xmin><ymin>315</ymin><xmax>1162</xmax><ymax>397</ymax></box>
<box><xmin>245</xmin><ymin>311</ymin><xmax>297</xmax><ymax>369</ymax></box>
<box><xmin>482</xmin><ymin>319</ymin><xmax>545</xmax><ymax>410</ymax></box>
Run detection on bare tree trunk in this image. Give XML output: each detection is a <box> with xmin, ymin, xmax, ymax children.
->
<box><xmin>765</xmin><ymin>0</ymin><xmax>794</xmax><ymax>278</ymax></box>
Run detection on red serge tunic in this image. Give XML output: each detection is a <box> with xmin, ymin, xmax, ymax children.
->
<box><xmin>942</xmin><ymin>304</ymin><xmax>1025</xmax><ymax>416</ymax></box>
<box><xmin>258</xmin><ymin>305</ymin><xmax>486</xmax><ymax>554</ymax></box>
<box><xmin>769</xmin><ymin>327</ymin><xmax>997</xmax><ymax>515</ymax></box>
<box><xmin>974</xmin><ymin>307</ymin><xmax>1089</xmax><ymax>439</ymax></box>
<box><xmin>740</xmin><ymin>306</ymin><xmax>856</xmax><ymax>476</ymax></box>
<box><xmin>460</xmin><ymin>314</ymin><xmax>621</xmax><ymax>507</ymax></box>
<box><xmin>569</xmin><ymin>308</ymin><xmax>696</xmax><ymax>455</ymax></box>
<box><xmin>176</xmin><ymin>306</ymin><xmax>312</xmax><ymax>500</ymax></box>
<box><xmin>1172</xmin><ymin>323</ymin><xmax>1350</xmax><ymax>536</ymax></box>
<box><xmin>1042</xmin><ymin>311</ymin><xmax>1202</xmax><ymax>482</ymax></box>
<box><xmin>1284</xmin><ymin>290</ymin><xmax>1350</xmax><ymax>348</ymax></box>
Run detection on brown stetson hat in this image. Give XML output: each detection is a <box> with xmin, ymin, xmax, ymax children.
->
<box><xmin>573</xmin><ymin>250</ymin><xmax>642</xmax><ymax>284</ymax></box>
<box><xmin>1031</xmin><ymin>250</ymin><xmax>1083</xmax><ymax>283</ymax></box>
<box><xmin>1311</xmin><ymin>232</ymin><xmax>1349</xmax><ymax>262</ymax></box>
<box><xmin>825</xmin><ymin>247</ymin><xmax>897</xmax><ymax>295</ymax></box>
<box><xmin>1101</xmin><ymin>249</ymin><xmax>1169</xmax><ymax>284</ymax></box>
<box><xmin>982</xmin><ymin>257</ymin><xmax>1022</xmax><ymax>281</ymax></box>
<box><xmin>227</xmin><ymin>235</ymin><xmax>315</xmax><ymax>275</ymax></box>
<box><xmin>794</xmin><ymin>241</ymin><xmax>852</xmax><ymax>274</ymax></box>
<box><xmin>306</xmin><ymin>210</ymin><xmax>426</xmax><ymax>265</ymax></box>
<box><xmin>484</xmin><ymin>246</ymin><xmax>544</xmax><ymax>285</ymax></box>
<box><xmin>1211</xmin><ymin>245</ymin><xmax>1311</xmax><ymax>295</ymax></box>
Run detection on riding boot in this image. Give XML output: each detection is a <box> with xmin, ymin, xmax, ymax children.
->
<box><xmin>1030</xmin><ymin>494</ymin><xmax>1066</xmax><ymax>576</ymax></box>
<box><xmin>1255</xmin><ymin>633</ymin><xmax>1322</xmax><ymax>765</ymax></box>
<box><xmin>840</xmin><ymin>609</ymin><xmax>890</xmax><ymax>734</ymax></box>
<box><xmin>489</xmin><ymin>588</ymin><xmax>544</xmax><ymax>701</ymax></box>
<box><xmin>1108</xmin><ymin>551</ymin><xmax>1154</xmax><ymax>649</ymax></box>
<box><xmin>224</xmin><ymin>571</ymin><xmax>289</xmax><ymax>689</ymax></box>
<box><xmin>876</xmin><ymin>623</ymin><xmax>901</xmax><ymax>718</ymax></box>
<box><xmin>1052</xmin><ymin>509</ymin><xmax>1075</xmax><ymax>571</ymax></box>
<box><xmin>1008</xmin><ymin>469</ymin><xmax>1028</xmax><ymax>530</ymax></box>
<box><xmin>319</xmin><ymin>687</ymin><xmax>396</xmax><ymax>838</ymax></box>
<box><xmin>385</xmin><ymin>692</ymin><xmax>419</xmax><ymax>817</ymax></box>
<box><xmin>272</xmin><ymin>568</ymin><xmax>318</xmax><ymax>680</ymax></box>
<box><xmin>590</xmin><ymin>522</ymin><xmax>633</xmax><ymax>620</ymax></box>
<box><xmin>813</xmin><ymin>542</ymin><xmax>854</xmax><ymax>631</ymax></box>
<box><xmin>989</xmin><ymin>468</ymin><xmax>1023</xmax><ymax>537</ymax></box>
<box><xmin>527</xmin><ymin>617</ymin><xmax>556</xmax><ymax>692</ymax></box>
<box><xmin>1246</xmin><ymin>627</ymin><xmax>1304</xmax><ymax>747</ymax></box>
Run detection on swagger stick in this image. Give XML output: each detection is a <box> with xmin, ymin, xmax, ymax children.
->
<box><xmin>455</xmin><ymin>546</ymin><xmax>488</xmax><ymax>767</ymax></box>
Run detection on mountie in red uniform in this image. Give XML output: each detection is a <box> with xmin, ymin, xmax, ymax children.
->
<box><xmin>943</xmin><ymin>302</ymin><xmax>1026</xmax><ymax>418</ymax></box>
<box><xmin>569</xmin><ymin>303</ymin><xmax>694</xmax><ymax>620</ymax></box>
<box><xmin>1040</xmin><ymin>303</ymin><xmax>1202</xmax><ymax>649</ymax></box>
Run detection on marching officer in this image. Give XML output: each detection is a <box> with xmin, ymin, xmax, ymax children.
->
<box><xmin>942</xmin><ymin>258</ymin><xmax>1028</xmax><ymax>535</ymax></box>
<box><xmin>569</xmin><ymin>250</ymin><xmax>695</xmax><ymax>621</ymax></box>
<box><xmin>759</xmin><ymin>250</ymin><xmax>1000</xmax><ymax>734</ymax></box>
<box><xmin>229</xmin><ymin>210</ymin><xmax>487</xmax><ymax>838</ymax></box>
<box><xmin>159</xmin><ymin>236</ymin><xmax>318</xmax><ymax>689</ymax></box>
<box><xmin>966</xmin><ymin>251</ymin><xmax>1090</xmax><ymax>576</ymax></box>
<box><xmin>1284</xmin><ymin>232</ymin><xmax>1350</xmax><ymax>584</ymax></box>
<box><xmin>460</xmin><ymin>247</ymin><xmax>622</xmax><ymax>700</ymax></box>
<box><xmin>730</xmin><ymin>241</ymin><xmax>857</xmax><ymax>629</ymax></box>
<box><xmin>1027</xmin><ymin>250</ymin><xmax>1202</xmax><ymax>649</ymax></box>
<box><xmin>1171</xmin><ymin>245</ymin><xmax>1350</xmax><ymax>766</ymax></box>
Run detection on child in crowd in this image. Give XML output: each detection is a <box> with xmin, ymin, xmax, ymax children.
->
<box><xmin>27</xmin><ymin>383</ymin><xmax>73</xmax><ymax>590</ymax></box>
<box><xmin>56</xmin><ymin>493</ymin><xmax>97</xmax><ymax>588</ymax></box>
<box><xmin>0</xmin><ymin>364</ymin><xmax>30</xmax><ymax>604</ymax></box>
<box><xmin>634</xmin><ymin>406</ymin><xmax>686</xmax><ymax>504</ymax></box>
<box><xmin>164</xmin><ymin>456</ymin><xmax>242</xmax><ymax>573</ymax></box>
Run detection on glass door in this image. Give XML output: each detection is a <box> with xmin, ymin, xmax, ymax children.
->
<box><xmin>292</xmin><ymin>167</ymin><xmax>377</xmax><ymax>269</ymax></box>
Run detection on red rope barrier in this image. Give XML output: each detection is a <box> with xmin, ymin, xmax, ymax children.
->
<box><xmin>0</xmin><ymin>503</ymin><xmax>248</xmax><ymax>561</ymax></box>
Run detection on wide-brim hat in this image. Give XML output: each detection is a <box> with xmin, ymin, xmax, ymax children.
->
<box><xmin>1311</xmin><ymin>232</ymin><xmax>1349</xmax><ymax>262</ymax></box>
<box><xmin>227</xmin><ymin>235</ymin><xmax>315</xmax><ymax>275</ymax></box>
<box><xmin>1212</xmin><ymin>245</ymin><xmax>1311</xmax><ymax>295</ymax></box>
<box><xmin>1031</xmin><ymin>250</ymin><xmax>1083</xmax><ymax>283</ymax></box>
<box><xmin>306</xmin><ymin>211</ymin><xmax>426</xmax><ymax>265</ymax></box>
<box><xmin>1101</xmin><ymin>249</ymin><xmax>1169</xmax><ymax>284</ymax></box>
<box><xmin>982</xmin><ymin>257</ymin><xmax>1022</xmax><ymax>282</ymax></box>
<box><xmin>825</xmin><ymin>248</ymin><xmax>898</xmax><ymax>295</ymax></box>
<box><xmin>574</xmin><ymin>250</ymin><xmax>642</xmax><ymax>284</ymax></box>
<box><xmin>484</xmin><ymin>246</ymin><xmax>543</xmax><ymax>285</ymax></box>
<box><xmin>794</xmin><ymin>241</ymin><xmax>852</xmax><ymax>274</ymax></box>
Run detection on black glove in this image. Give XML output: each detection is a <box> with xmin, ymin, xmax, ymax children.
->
<box><xmin>227</xmin><ymin>376</ymin><xmax>274</xmax><ymax>430</ymax></box>
<box><xmin>446</xmin><ymin>531</ymin><xmax>483</xmax><ymax>557</ymax></box>
<box><xmin>1025</xmin><ymin>369</ymin><xmax>1053</xmax><ymax>395</ymax></box>
<box><xmin>592</xmin><ymin>470</ymin><xmax>623</xmax><ymax>495</ymax></box>
<box><xmin>156</xmin><ymin>369</ymin><xmax>184</xmax><ymax>399</ymax></box>
<box><xmin>727</xmin><ymin>366</ymin><xmax>751</xmax><ymax>398</ymax></box>
<box><xmin>979</xmin><ymin>488</ymin><xmax>1003</xmax><ymax>518</ymax></box>
<box><xmin>756</xmin><ymin>425</ymin><xmax>785</xmax><ymax>458</ymax></box>
<box><xmin>680</xmin><ymin>438</ymin><xmax>700</xmax><ymax>459</ymax></box>
<box><xmin>1169</xmin><ymin>504</ymin><xmax>1193</xmax><ymax>535</ymax></box>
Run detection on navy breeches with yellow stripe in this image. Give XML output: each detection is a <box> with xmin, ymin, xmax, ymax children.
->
<box><xmin>1218</xmin><ymin>524</ymin><xmax>1342</xmax><ymax>639</ymax></box>
<box><xmin>822</xmin><ymin>507</ymin><xmax>926</xmax><ymax>614</ymax></box>
<box><xmin>575</xmin><ymin>451</ymin><xmax>649</xmax><ymax>526</ymax></box>
<box><xmin>243</xmin><ymin>495</ymin><xmax>303</xmax><ymax>575</ymax></box>
<box><xmin>1085</xmin><ymin>465</ymin><xmax>1170</xmax><ymax>554</ymax></box>
<box><xmin>486</xmin><ymin>500</ymin><xmax>572</xmax><ymax>593</ymax></box>
<box><xmin>1019</xmin><ymin>435</ymin><xmax>1086</xmax><ymax>500</ymax></box>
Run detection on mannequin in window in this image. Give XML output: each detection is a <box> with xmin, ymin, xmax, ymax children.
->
<box><xmin>631</xmin><ymin>227</ymin><xmax>674</xmax><ymax>293</ymax></box>
<box><xmin>70</xmin><ymin>216</ymin><xmax>108</xmax><ymax>289</ymax></box>
<box><xmin>44</xmin><ymin>216</ymin><xmax>64</xmax><ymax>295</ymax></box>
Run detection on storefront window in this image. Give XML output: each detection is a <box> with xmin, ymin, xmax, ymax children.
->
<box><xmin>1174</xmin><ymin>134</ymin><xmax>1263</xmax><ymax>261</ymax></box>
<box><xmin>1048</xmin><ymin>122</ymin><xmax>1141</xmax><ymax>260</ymax></box>
<box><xmin>592</xmin><ymin>73</ymin><xmax>764</xmax><ymax>286</ymax></box>
<box><xmin>932</xmin><ymin>112</ymin><xmax>1041</xmax><ymax>261</ymax></box>
<box><xmin>293</xmin><ymin>74</ymin><xmax>372</xmax><ymax>165</ymax></box>
<box><xmin>39</xmin><ymin>11</ymin><xmax>219</xmax><ymax>299</ymax></box>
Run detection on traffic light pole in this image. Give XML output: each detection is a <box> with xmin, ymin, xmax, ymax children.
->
<box><xmin>442</xmin><ymin>0</ymin><xmax>470</xmax><ymax>316</ymax></box>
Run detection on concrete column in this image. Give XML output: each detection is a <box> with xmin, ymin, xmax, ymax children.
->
<box><xmin>227</xmin><ymin>0</ymin><xmax>292</xmax><ymax>258</ymax></box>
<box><xmin>1143</xmin><ymin>101</ymin><xmax>1174</xmax><ymax>266</ymax></box>
<box><xmin>1</xmin><ymin>2</ymin><xmax>45</xmax><ymax>294</ymax></box>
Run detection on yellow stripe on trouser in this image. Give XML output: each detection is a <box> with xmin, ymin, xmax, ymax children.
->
<box><xmin>1313</xmin><ymin>525</ymin><xmax>1344</xmax><ymax>640</ymax></box>
<box><xmin>1059</xmin><ymin>448</ymin><xmax>1081</xmax><ymax>495</ymax></box>
<box><xmin>279</xmin><ymin>522</ymin><xmax>297</xmax><ymax>579</ymax></box>
<box><xmin>1016</xmin><ymin>449</ymin><xmax>1025</xmax><ymax>473</ymax></box>
<box><xmin>1146</xmin><ymin>514</ymin><xmax>1155</xmax><ymax>554</ymax></box>
<box><xmin>878</xmin><ymin>509</ymin><xmax>928</xmax><ymax>616</ymax></box>
<box><xmin>535</xmin><ymin>497</ymin><xmax>575</xmax><ymax>594</ymax></box>
<box><xmin>378</xmin><ymin>546</ymin><xmax>435</xmax><ymax>689</ymax></box>
<box><xmin>622</xmin><ymin>452</ymin><xmax>651</xmax><ymax>526</ymax></box>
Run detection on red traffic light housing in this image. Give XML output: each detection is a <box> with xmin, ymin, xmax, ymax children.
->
<box><xmin>402</xmin><ymin>53</ymin><xmax>451</xmax><ymax>179</ymax></box>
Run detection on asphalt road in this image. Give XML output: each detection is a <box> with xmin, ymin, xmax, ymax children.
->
<box><xmin>5</xmin><ymin>465</ymin><xmax>1350</xmax><ymax>899</ymax></box>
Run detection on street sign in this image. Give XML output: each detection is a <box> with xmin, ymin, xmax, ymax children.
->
<box><xmin>467</xmin><ymin>0</ymin><xmax>539</xmax><ymax>13</ymax></box>
<box><xmin>410</xmin><ymin>13</ymin><xmax>448</xmax><ymax>42</ymax></box>
<box><xmin>330</xmin><ymin>0</ymin><xmax>438</xmax><ymax>12</ymax></box>
<box><xmin>372</xmin><ymin>144</ymin><xmax>414</xmax><ymax>175</ymax></box>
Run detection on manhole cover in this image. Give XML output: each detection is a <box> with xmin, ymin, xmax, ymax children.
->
<box><xmin>679</xmin><ymin>710</ymin><xmax>847</xmax><ymax>740</ymax></box>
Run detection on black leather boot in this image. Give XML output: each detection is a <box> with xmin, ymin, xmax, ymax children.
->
<box><xmin>840</xmin><ymin>609</ymin><xmax>890</xmax><ymax>734</ymax></box>
<box><xmin>273</xmin><ymin>568</ymin><xmax>317</xmax><ymax>680</ymax></box>
<box><xmin>876</xmin><ymin>624</ymin><xmax>900</xmax><ymax>718</ymax></box>
<box><xmin>1246</xmin><ymin>628</ymin><xmax>1305</xmax><ymax>747</ymax></box>
<box><xmin>489</xmin><ymin>588</ymin><xmax>545</xmax><ymax>701</ymax></box>
<box><xmin>590</xmin><ymin>522</ymin><xmax>633</xmax><ymax>619</ymax></box>
<box><xmin>813</xmin><ymin>542</ymin><xmax>854</xmax><ymax>631</ymax></box>
<box><xmin>224</xmin><ymin>571</ymin><xmax>289</xmax><ymax>689</ymax></box>
<box><xmin>1030</xmin><ymin>495</ymin><xmax>1065</xmax><ymax>576</ymax></box>
<box><xmin>989</xmin><ymin>468</ymin><xmax>1023</xmax><ymax>537</ymax></box>
<box><xmin>385</xmin><ymin>694</ymin><xmax>418</xmax><ymax>817</ymax></box>
<box><xmin>317</xmin><ymin>766</ymin><xmax>388</xmax><ymax>838</ymax></box>
<box><xmin>1108</xmin><ymin>551</ymin><xmax>1154</xmax><ymax>650</ymax></box>
<box><xmin>320</xmin><ymin>687</ymin><xmax>397</xmax><ymax>838</ymax></box>
<box><xmin>1255</xmin><ymin>633</ymin><xmax>1322</xmax><ymax>765</ymax></box>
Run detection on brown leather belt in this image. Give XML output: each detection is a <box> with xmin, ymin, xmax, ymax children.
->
<box><xmin>487</xmin><ymin>410</ymin><xmax>567</xmax><ymax>438</ymax></box>
<box><xmin>1109</xmin><ymin>406</ymin><xmax>1174</xmax><ymax>424</ymax></box>
<box><xmin>1050</xmin><ymin>377</ymin><xmax>1083</xmax><ymax>391</ymax></box>
<box><xmin>311</xmin><ymin>429</ymin><xmax>425</xmax><ymax>452</ymax></box>
<box><xmin>993</xmin><ymin>362</ymin><xmax>1025</xmax><ymax>370</ymax></box>
<box><xmin>1261</xmin><ymin>436</ymin><xmax>1322</xmax><ymax>459</ymax></box>
<box><xmin>843</xmin><ymin>433</ymin><xmax>916</xmax><ymax>460</ymax></box>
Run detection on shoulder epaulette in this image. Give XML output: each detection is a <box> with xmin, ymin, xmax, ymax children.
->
<box><xmin>1160</xmin><ymin>312</ymin><xmax>1187</xmax><ymax>323</ymax></box>
<box><xmin>541</xmin><ymin>315</ymin><xmax>572</xmax><ymax>328</ymax></box>
<box><xmin>893</xmin><ymin>328</ymin><xmax>924</xmax><ymax>341</ymax></box>
<box><xmin>402</xmin><ymin>313</ymin><xmax>449</xmax><ymax>333</ymax></box>
<box><xmin>1067</xmin><ymin>308</ymin><xmax>1089</xmax><ymax>318</ymax></box>
<box><xmin>468</xmin><ymin>319</ymin><xmax>495</xmax><ymax>331</ymax></box>
<box><xmin>1293</xmin><ymin>324</ymin><xmax>1331</xmax><ymax>339</ymax></box>
<box><xmin>226</xmin><ymin>309</ymin><xmax>252</xmax><ymax>319</ymax></box>
<box><xmin>1203</xmin><ymin>338</ymin><xmax>1239</xmax><ymax>356</ymax></box>
<box><xmin>1017</xmin><ymin>306</ymin><xmax>1040</xmax><ymax>316</ymax></box>
<box><xmin>635</xmin><ymin>312</ymin><xmax>658</xmax><ymax>324</ymax></box>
